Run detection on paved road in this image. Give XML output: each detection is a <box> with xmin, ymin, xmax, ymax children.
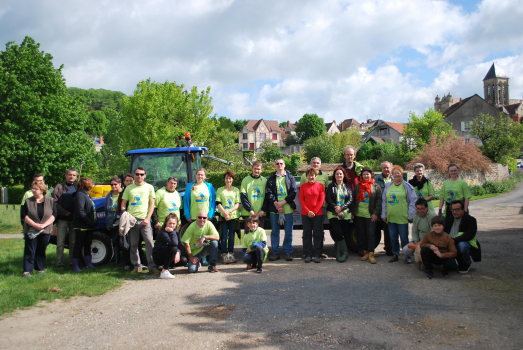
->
<box><xmin>469</xmin><ymin>179</ymin><xmax>523</xmax><ymax>209</ymax></box>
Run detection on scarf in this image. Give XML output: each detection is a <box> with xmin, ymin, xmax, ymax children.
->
<box><xmin>409</xmin><ymin>175</ymin><xmax>428</xmax><ymax>191</ymax></box>
<box><xmin>356</xmin><ymin>178</ymin><xmax>374</xmax><ymax>203</ymax></box>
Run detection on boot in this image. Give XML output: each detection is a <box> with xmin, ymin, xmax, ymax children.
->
<box><xmin>71</xmin><ymin>258</ymin><xmax>82</xmax><ymax>273</ymax></box>
<box><xmin>113</xmin><ymin>246</ymin><xmax>120</xmax><ymax>267</ymax></box>
<box><xmin>336</xmin><ymin>240</ymin><xmax>349</xmax><ymax>262</ymax></box>
<box><xmin>201</xmin><ymin>255</ymin><xmax>209</xmax><ymax>266</ymax></box>
<box><xmin>228</xmin><ymin>253</ymin><xmax>238</xmax><ymax>263</ymax></box>
<box><xmin>369</xmin><ymin>252</ymin><xmax>377</xmax><ymax>264</ymax></box>
<box><xmin>222</xmin><ymin>253</ymin><xmax>230</xmax><ymax>264</ymax></box>
<box><xmin>361</xmin><ymin>250</ymin><xmax>369</xmax><ymax>261</ymax></box>
<box><xmin>84</xmin><ymin>255</ymin><xmax>95</xmax><ymax>269</ymax></box>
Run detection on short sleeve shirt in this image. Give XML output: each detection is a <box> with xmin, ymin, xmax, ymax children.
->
<box><xmin>440</xmin><ymin>179</ymin><xmax>471</xmax><ymax>203</ymax></box>
<box><xmin>155</xmin><ymin>188</ymin><xmax>183</xmax><ymax>226</ymax></box>
<box><xmin>189</xmin><ymin>183</ymin><xmax>211</xmax><ymax>220</ymax></box>
<box><xmin>240</xmin><ymin>175</ymin><xmax>267</xmax><ymax>216</ymax></box>
<box><xmin>181</xmin><ymin>220</ymin><xmax>219</xmax><ymax>256</ymax></box>
<box><xmin>273</xmin><ymin>176</ymin><xmax>293</xmax><ymax>214</ymax></box>
<box><xmin>216</xmin><ymin>187</ymin><xmax>241</xmax><ymax>220</ymax></box>
<box><xmin>122</xmin><ymin>183</ymin><xmax>155</xmax><ymax>220</ymax></box>
<box><xmin>385</xmin><ymin>183</ymin><xmax>408</xmax><ymax>224</ymax></box>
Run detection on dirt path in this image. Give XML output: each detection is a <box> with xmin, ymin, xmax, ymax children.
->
<box><xmin>1</xmin><ymin>192</ymin><xmax>522</xmax><ymax>349</ymax></box>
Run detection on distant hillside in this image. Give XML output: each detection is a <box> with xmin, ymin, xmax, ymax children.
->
<box><xmin>68</xmin><ymin>87</ymin><xmax>126</xmax><ymax>111</ymax></box>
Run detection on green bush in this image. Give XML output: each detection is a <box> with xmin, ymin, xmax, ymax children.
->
<box><xmin>508</xmin><ymin>158</ymin><xmax>518</xmax><ymax>174</ymax></box>
<box><xmin>359</xmin><ymin>159</ymin><xmax>381</xmax><ymax>172</ymax></box>
<box><xmin>483</xmin><ymin>181</ymin><xmax>501</xmax><ymax>194</ymax></box>
<box><xmin>471</xmin><ymin>185</ymin><xmax>485</xmax><ymax>196</ymax></box>
<box><xmin>206</xmin><ymin>170</ymin><xmax>273</xmax><ymax>189</ymax></box>
<box><xmin>7</xmin><ymin>185</ymin><xmax>25</xmax><ymax>204</ymax></box>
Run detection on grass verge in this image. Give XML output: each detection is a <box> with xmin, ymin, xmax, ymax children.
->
<box><xmin>0</xmin><ymin>204</ymin><xmax>23</xmax><ymax>234</ymax></box>
<box><xmin>0</xmin><ymin>239</ymin><xmax>144</xmax><ymax>318</ymax></box>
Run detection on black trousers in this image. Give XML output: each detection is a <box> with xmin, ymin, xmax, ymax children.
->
<box><xmin>421</xmin><ymin>247</ymin><xmax>458</xmax><ymax>271</ymax></box>
<box><xmin>243</xmin><ymin>244</ymin><xmax>265</xmax><ymax>267</ymax></box>
<box><xmin>376</xmin><ymin>220</ymin><xmax>391</xmax><ymax>253</ymax></box>
<box><xmin>153</xmin><ymin>246</ymin><xmax>180</xmax><ymax>269</ymax></box>
<box><xmin>302</xmin><ymin>215</ymin><xmax>324</xmax><ymax>258</ymax></box>
<box><xmin>23</xmin><ymin>234</ymin><xmax>50</xmax><ymax>273</ymax></box>
<box><xmin>73</xmin><ymin>229</ymin><xmax>93</xmax><ymax>258</ymax></box>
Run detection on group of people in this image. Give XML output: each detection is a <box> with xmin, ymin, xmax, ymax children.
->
<box><xmin>21</xmin><ymin>145</ymin><xmax>480</xmax><ymax>280</ymax></box>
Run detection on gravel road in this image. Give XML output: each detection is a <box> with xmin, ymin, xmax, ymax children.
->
<box><xmin>1</xmin><ymin>184</ymin><xmax>522</xmax><ymax>350</ymax></box>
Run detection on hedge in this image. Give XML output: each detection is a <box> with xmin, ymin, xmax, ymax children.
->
<box><xmin>7</xmin><ymin>185</ymin><xmax>25</xmax><ymax>204</ymax></box>
<box><xmin>206</xmin><ymin>170</ymin><xmax>274</xmax><ymax>189</ymax></box>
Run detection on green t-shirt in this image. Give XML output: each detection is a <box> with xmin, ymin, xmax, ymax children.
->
<box><xmin>242</xmin><ymin>226</ymin><xmax>269</xmax><ymax>261</ymax></box>
<box><xmin>240</xmin><ymin>175</ymin><xmax>267</xmax><ymax>216</ymax></box>
<box><xmin>273</xmin><ymin>176</ymin><xmax>292</xmax><ymax>214</ymax></box>
<box><xmin>155</xmin><ymin>188</ymin><xmax>183</xmax><ymax>226</ymax></box>
<box><xmin>21</xmin><ymin>189</ymin><xmax>52</xmax><ymax>204</ymax></box>
<box><xmin>111</xmin><ymin>194</ymin><xmax>119</xmax><ymax>212</ymax></box>
<box><xmin>122</xmin><ymin>183</ymin><xmax>156</xmax><ymax>220</ymax></box>
<box><xmin>356</xmin><ymin>191</ymin><xmax>371</xmax><ymax>219</ymax></box>
<box><xmin>440</xmin><ymin>179</ymin><xmax>471</xmax><ymax>203</ymax></box>
<box><xmin>189</xmin><ymin>183</ymin><xmax>211</xmax><ymax>220</ymax></box>
<box><xmin>327</xmin><ymin>184</ymin><xmax>350</xmax><ymax>220</ymax></box>
<box><xmin>216</xmin><ymin>186</ymin><xmax>241</xmax><ymax>220</ymax></box>
<box><xmin>414</xmin><ymin>181</ymin><xmax>435</xmax><ymax>211</ymax></box>
<box><xmin>385</xmin><ymin>183</ymin><xmax>408</xmax><ymax>224</ymax></box>
<box><xmin>384</xmin><ymin>177</ymin><xmax>392</xmax><ymax>184</ymax></box>
<box><xmin>300</xmin><ymin>171</ymin><xmax>329</xmax><ymax>207</ymax></box>
<box><xmin>181</xmin><ymin>220</ymin><xmax>219</xmax><ymax>256</ymax></box>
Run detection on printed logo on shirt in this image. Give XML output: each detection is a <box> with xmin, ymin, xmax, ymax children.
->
<box><xmin>362</xmin><ymin>192</ymin><xmax>370</xmax><ymax>204</ymax></box>
<box><xmin>446</xmin><ymin>189</ymin><xmax>455</xmax><ymax>202</ymax></box>
<box><xmin>252</xmin><ymin>187</ymin><xmax>263</xmax><ymax>199</ymax></box>
<box><xmin>387</xmin><ymin>192</ymin><xmax>399</xmax><ymax>205</ymax></box>
<box><xmin>337</xmin><ymin>193</ymin><xmax>345</xmax><ymax>206</ymax></box>
<box><xmin>225</xmin><ymin>198</ymin><xmax>233</xmax><ymax>210</ymax></box>
<box><xmin>195</xmin><ymin>192</ymin><xmax>207</xmax><ymax>203</ymax></box>
<box><xmin>417</xmin><ymin>191</ymin><xmax>423</xmax><ymax>199</ymax></box>
<box><xmin>131</xmin><ymin>195</ymin><xmax>142</xmax><ymax>206</ymax></box>
<box><xmin>112</xmin><ymin>202</ymin><xmax>117</xmax><ymax>212</ymax></box>
<box><xmin>277</xmin><ymin>185</ymin><xmax>287</xmax><ymax>197</ymax></box>
<box><xmin>168</xmin><ymin>201</ymin><xmax>178</xmax><ymax>212</ymax></box>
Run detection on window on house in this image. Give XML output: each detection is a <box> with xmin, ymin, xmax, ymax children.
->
<box><xmin>272</xmin><ymin>133</ymin><xmax>278</xmax><ymax>140</ymax></box>
<box><xmin>243</xmin><ymin>133</ymin><xmax>248</xmax><ymax>139</ymax></box>
<box><xmin>379</xmin><ymin>128</ymin><xmax>389</xmax><ymax>135</ymax></box>
<box><xmin>260</xmin><ymin>133</ymin><xmax>266</xmax><ymax>141</ymax></box>
<box><xmin>461</xmin><ymin>121</ymin><xmax>472</xmax><ymax>132</ymax></box>
<box><xmin>243</xmin><ymin>143</ymin><xmax>248</xmax><ymax>149</ymax></box>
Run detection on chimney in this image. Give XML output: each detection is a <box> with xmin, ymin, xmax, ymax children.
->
<box><xmin>333</xmin><ymin>120</ymin><xmax>336</xmax><ymax>125</ymax></box>
<box><xmin>287</xmin><ymin>120</ymin><xmax>290</xmax><ymax>127</ymax></box>
<box><xmin>100</xmin><ymin>136</ymin><xmax>104</xmax><ymax>145</ymax></box>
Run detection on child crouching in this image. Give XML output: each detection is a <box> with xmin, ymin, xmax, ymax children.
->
<box><xmin>242</xmin><ymin>215</ymin><xmax>268</xmax><ymax>273</ymax></box>
<box><xmin>419</xmin><ymin>215</ymin><xmax>458</xmax><ymax>279</ymax></box>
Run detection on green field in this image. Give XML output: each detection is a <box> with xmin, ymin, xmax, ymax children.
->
<box><xmin>0</xmin><ymin>205</ymin><xmax>23</xmax><ymax>234</ymax></box>
<box><xmin>0</xmin><ymin>239</ymin><xmax>145</xmax><ymax>318</ymax></box>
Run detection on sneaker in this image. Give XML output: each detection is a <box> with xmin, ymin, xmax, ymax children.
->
<box><xmin>441</xmin><ymin>270</ymin><xmax>449</xmax><ymax>277</ymax></box>
<box><xmin>285</xmin><ymin>254</ymin><xmax>293</xmax><ymax>261</ymax></box>
<box><xmin>159</xmin><ymin>270</ymin><xmax>175</xmax><ymax>279</ymax></box>
<box><xmin>314</xmin><ymin>257</ymin><xmax>321</xmax><ymax>263</ymax></box>
<box><xmin>151</xmin><ymin>268</ymin><xmax>161</xmax><ymax>275</ymax></box>
<box><xmin>269</xmin><ymin>254</ymin><xmax>280</xmax><ymax>261</ymax></box>
<box><xmin>458</xmin><ymin>265</ymin><xmax>471</xmax><ymax>274</ymax></box>
<box><xmin>256</xmin><ymin>267</ymin><xmax>263</xmax><ymax>273</ymax></box>
<box><xmin>404</xmin><ymin>256</ymin><xmax>412</xmax><ymax>264</ymax></box>
<box><xmin>388</xmin><ymin>255</ymin><xmax>398</xmax><ymax>263</ymax></box>
<box><xmin>320</xmin><ymin>253</ymin><xmax>328</xmax><ymax>259</ymax></box>
<box><xmin>208</xmin><ymin>265</ymin><xmax>219</xmax><ymax>273</ymax></box>
<box><xmin>23</xmin><ymin>272</ymin><xmax>32</xmax><ymax>278</ymax></box>
<box><xmin>222</xmin><ymin>253</ymin><xmax>230</xmax><ymax>264</ymax></box>
<box><xmin>304</xmin><ymin>257</ymin><xmax>311</xmax><ymax>263</ymax></box>
<box><xmin>131</xmin><ymin>267</ymin><xmax>142</xmax><ymax>274</ymax></box>
<box><xmin>36</xmin><ymin>270</ymin><xmax>45</xmax><ymax>275</ymax></box>
<box><xmin>426</xmin><ymin>270</ymin><xmax>434</xmax><ymax>279</ymax></box>
<box><xmin>228</xmin><ymin>253</ymin><xmax>238</xmax><ymax>263</ymax></box>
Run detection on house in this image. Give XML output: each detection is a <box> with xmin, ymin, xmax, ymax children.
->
<box><xmin>239</xmin><ymin>119</ymin><xmax>284</xmax><ymax>152</ymax></box>
<box><xmin>325</xmin><ymin>120</ymin><xmax>340</xmax><ymax>135</ymax></box>
<box><xmin>362</xmin><ymin>120</ymin><xmax>405</xmax><ymax>145</ymax></box>
<box><xmin>338</xmin><ymin>119</ymin><xmax>361</xmax><ymax>132</ymax></box>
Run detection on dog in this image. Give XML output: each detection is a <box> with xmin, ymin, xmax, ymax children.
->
<box><xmin>414</xmin><ymin>244</ymin><xmax>425</xmax><ymax>271</ymax></box>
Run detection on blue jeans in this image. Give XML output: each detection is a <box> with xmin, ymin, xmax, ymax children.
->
<box><xmin>388</xmin><ymin>222</ymin><xmax>409</xmax><ymax>257</ymax></box>
<box><xmin>270</xmin><ymin>212</ymin><xmax>294</xmax><ymax>255</ymax></box>
<box><xmin>220</xmin><ymin>220</ymin><xmax>236</xmax><ymax>253</ymax></box>
<box><xmin>187</xmin><ymin>241</ymin><xmax>218</xmax><ymax>273</ymax></box>
<box><xmin>456</xmin><ymin>241</ymin><xmax>471</xmax><ymax>268</ymax></box>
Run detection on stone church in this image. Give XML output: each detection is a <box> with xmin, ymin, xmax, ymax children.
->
<box><xmin>434</xmin><ymin>62</ymin><xmax>523</xmax><ymax>140</ymax></box>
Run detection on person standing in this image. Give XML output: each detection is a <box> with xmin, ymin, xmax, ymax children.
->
<box><xmin>72</xmin><ymin>177</ymin><xmax>97</xmax><ymax>272</ymax></box>
<box><xmin>183</xmin><ymin>168</ymin><xmax>216</xmax><ymax>222</ymax></box>
<box><xmin>326</xmin><ymin>167</ymin><xmax>353</xmax><ymax>262</ymax></box>
<box><xmin>351</xmin><ymin>167</ymin><xmax>382</xmax><ymax>264</ymax></box>
<box><xmin>21</xmin><ymin>174</ymin><xmax>51</xmax><ymax>204</ymax></box>
<box><xmin>240</xmin><ymin>161</ymin><xmax>268</xmax><ymax>229</ymax></box>
<box><xmin>117</xmin><ymin>173</ymin><xmax>135</xmax><ymax>270</ymax></box>
<box><xmin>300</xmin><ymin>157</ymin><xmax>329</xmax><ymax>258</ymax></box>
<box><xmin>216</xmin><ymin>170</ymin><xmax>241</xmax><ymax>264</ymax></box>
<box><xmin>438</xmin><ymin>163</ymin><xmax>471</xmax><ymax>217</ymax></box>
<box><xmin>21</xmin><ymin>182</ymin><xmax>56</xmax><ymax>277</ymax></box>
<box><xmin>299</xmin><ymin>168</ymin><xmax>325</xmax><ymax>263</ymax></box>
<box><xmin>52</xmin><ymin>168</ymin><xmax>77</xmax><ymax>268</ymax></box>
<box><xmin>267</xmin><ymin>158</ymin><xmax>297</xmax><ymax>261</ymax></box>
<box><xmin>121</xmin><ymin>167</ymin><xmax>160</xmax><ymax>274</ymax></box>
<box><xmin>105</xmin><ymin>176</ymin><xmax>123</xmax><ymax>267</ymax></box>
<box><xmin>155</xmin><ymin>177</ymin><xmax>183</xmax><ymax>228</ymax></box>
<box><xmin>374</xmin><ymin>161</ymin><xmax>393</xmax><ymax>256</ymax></box>
<box><xmin>409</xmin><ymin>163</ymin><xmax>436</xmax><ymax>212</ymax></box>
<box><xmin>381</xmin><ymin>165</ymin><xmax>417</xmax><ymax>263</ymax></box>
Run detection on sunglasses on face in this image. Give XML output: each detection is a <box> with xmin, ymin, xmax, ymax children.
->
<box><xmin>135</xmin><ymin>173</ymin><xmax>145</xmax><ymax>176</ymax></box>
<box><xmin>197</xmin><ymin>216</ymin><xmax>207</xmax><ymax>220</ymax></box>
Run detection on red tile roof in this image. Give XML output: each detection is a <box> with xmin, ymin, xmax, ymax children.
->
<box><xmin>245</xmin><ymin>119</ymin><xmax>281</xmax><ymax>132</ymax></box>
<box><xmin>384</xmin><ymin>121</ymin><xmax>405</xmax><ymax>134</ymax></box>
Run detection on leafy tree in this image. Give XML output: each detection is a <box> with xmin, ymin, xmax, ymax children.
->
<box><xmin>122</xmin><ymin>79</ymin><xmax>216</xmax><ymax>150</ymax></box>
<box><xmin>0</xmin><ymin>36</ymin><xmax>96</xmax><ymax>188</ymax></box>
<box><xmin>85</xmin><ymin>110</ymin><xmax>109</xmax><ymax>136</ymax></box>
<box><xmin>295</xmin><ymin>113</ymin><xmax>326</xmax><ymax>142</ymax></box>
<box><xmin>204</xmin><ymin>128</ymin><xmax>243</xmax><ymax>172</ymax></box>
<box><xmin>97</xmin><ymin>108</ymin><xmax>129</xmax><ymax>179</ymax></box>
<box><xmin>357</xmin><ymin>142</ymin><xmax>378</xmax><ymax>161</ymax></box>
<box><xmin>471</xmin><ymin>112</ymin><xmax>523</xmax><ymax>164</ymax></box>
<box><xmin>216</xmin><ymin>116</ymin><xmax>237</xmax><ymax>133</ymax></box>
<box><xmin>332</xmin><ymin>127</ymin><xmax>362</xmax><ymax>162</ymax></box>
<box><xmin>406</xmin><ymin>132</ymin><xmax>491</xmax><ymax>173</ymax></box>
<box><xmin>403</xmin><ymin>109</ymin><xmax>453</xmax><ymax>150</ymax></box>
<box><xmin>284</xmin><ymin>133</ymin><xmax>303</xmax><ymax>146</ymax></box>
<box><xmin>233</xmin><ymin>119</ymin><xmax>248</xmax><ymax>132</ymax></box>
<box><xmin>279</xmin><ymin>121</ymin><xmax>287</xmax><ymax>128</ymax></box>
<box><xmin>260</xmin><ymin>140</ymin><xmax>283</xmax><ymax>162</ymax></box>
<box><xmin>283</xmin><ymin>152</ymin><xmax>306</xmax><ymax>175</ymax></box>
<box><xmin>68</xmin><ymin>87</ymin><xmax>126</xmax><ymax>111</ymax></box>
<box><xmin>304</xmin><ymin>133</ymin><xmax>337</xmax><ymax>163</ymax></box>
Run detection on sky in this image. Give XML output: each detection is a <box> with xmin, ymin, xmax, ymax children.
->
<box><xmin>1</xmin><ymin>0</ymin><xmax>522</xmax><ymax>124</ymax></box>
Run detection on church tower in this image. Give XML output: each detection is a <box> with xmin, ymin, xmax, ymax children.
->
<box><xmin>483</xmin><ymin>62</ymin><xmax>509</xmax><ymax>106</ymax></box>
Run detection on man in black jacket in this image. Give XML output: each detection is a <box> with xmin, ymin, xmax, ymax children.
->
<box><xmin>266</xmin><ymin>159</ymin><xmax>297</xmax><ymax>261</ymax></box>
<box><xmin>52</xmin><ymin>168</ymin><xmax>77</xmax><ymax>268</ymax></box>
<box><xmin>444</xmin><ymin>200</ymin><xmax>480</xmax><ymax>273</ymax></box>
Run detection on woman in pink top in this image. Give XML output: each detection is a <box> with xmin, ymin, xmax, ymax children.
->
<box><xmin>299</xmin><ymin>167</ymin><xmax>326</xmax><ymax>263</ymax></box>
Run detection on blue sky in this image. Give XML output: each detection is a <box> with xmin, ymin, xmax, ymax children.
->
<box><xmin>0</xmin><ymin>0</ymin><xmax>522</xmax><ymax>124</ymax></box>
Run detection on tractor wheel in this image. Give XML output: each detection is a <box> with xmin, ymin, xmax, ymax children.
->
<box><xmin>90</xmin><ymin>231</ymin><xmax>113</xmax><ymax>266</ymax></box>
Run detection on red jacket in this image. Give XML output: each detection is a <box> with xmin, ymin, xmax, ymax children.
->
<box><xmin>299</xmin><ymin>181</ymin><xmax>325</xmax><ymax>216</ymax></box>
